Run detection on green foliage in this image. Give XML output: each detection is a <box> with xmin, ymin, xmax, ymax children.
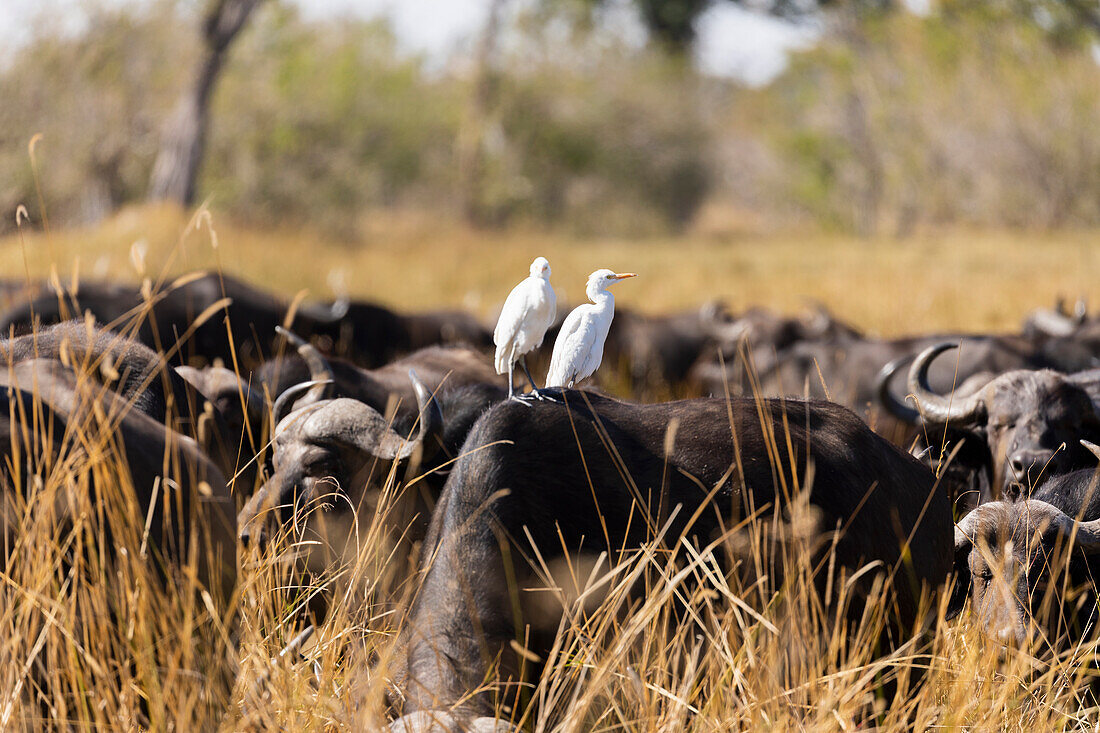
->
<box><xmin>730</xmin><ymin>4</ymin><xmax>1100</xmax><ymax>232</ymax></box>
<box><xmin>0</xmin><ymin>1</ymin><xmax>191</xmax><ymax>232</ymax></box>
<box><xmin>5</xmin><ymin>0</ymin><xmax>1100</xmax><ymax>237</ymax></box>
<box><xmin>481</xmin><ymin>36</ymin><xmax>713</xmax><ymax>233</ymax></box>
<box><xmin>202</xmin><ymin>4</ymin><xmax>464</xmax><ymax>236</ymax></box>
<box><xmin>0</xmin><ymin>0</ymin><xmax>714</xmax><ymax>236</ymax></box>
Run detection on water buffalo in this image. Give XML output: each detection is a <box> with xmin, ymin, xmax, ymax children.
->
<box><xmin>881</xmin><ymin>343</ymin><xmax>1100</xmax><ymax>504</ymax></box>
<box><xmin>0</xmin><ymin>272</ymin><xmax>493</xmax><ymax>369</ymax></box>
<box><xmin>257</xmin><ymin>334</ymin><xmax>500</xmax><ymax>429</ymax></box>
<box><xmin>600</xmin><ymin>302</ymin><xmax>733</xmax><ymax>393</ymax></box>
<box><xmin>0</xmin><ymin>320</ymin><xmax>253</xmax><ymax>491</ymax></box>
<box><xmin>0</xmin><ymin>357</ymin><xmax>238</xmax><ymax>724</ymax></box>
<box><xmin>0</xmin><ymin>357</ymin><xmax>237</xmax><ymax>595</ymax></box>
<box><xmin>237</xmin><ymin>368</ymin><xmax>504</xmax><ymax>594</ymax></box>
<box><xmin>324</xmin><ymin>302</ymin><xmax>493</xmax><ymax>367</ymax></box>
<box><xmin>0</xmin><ymin>272</ymin><xmax>350</xmax><ymax>365</ymax></box>
<box><xmin>1022</xmin><ymin>297</ymin><xmax>1087</xmax><ymax>339</ymax></box>
<box><xmin>686</xmin><ymin>305</ymin><xmax>863</xmax><ymax>395</ymax></box>
<box><xmin>950</xmin><ymin>463</ymin><xmax>1100</xmax><ymax>648</ymax></box>
<box><xmin>691</xmin><ymin>301</ymin><xmax>1100</xmax><ymax>444</ymax></box>
<box><xmin>391</xmin><ymin>389</ymin><xmax>952</xmax><ymax>723</ymax></box>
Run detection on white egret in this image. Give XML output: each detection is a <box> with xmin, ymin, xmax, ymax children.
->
<box><xmin>493</xmin><ymin>256</ymin><xmax>557</xmax><ymax>400</ymax></box>
<box><xmin>545</xmin><ymin>269</ymin><xmax>636</xmax><ymax>389</ymax></box>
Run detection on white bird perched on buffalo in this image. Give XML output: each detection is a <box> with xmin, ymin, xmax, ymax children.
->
<box><xmin>494</xmin><ymin>256</ymin><xmax>557</xmax><ymax>400</ymax></box>
<box><xmin>545</xmin><ymin>269</ymin><xmax>636</xmax><ymax>389</ymax></box>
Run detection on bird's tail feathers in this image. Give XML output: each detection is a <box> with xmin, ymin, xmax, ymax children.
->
<box><xmin>494</xmin><ymin>342</ymin><xmax>515</xmax><ymax>375</ymax></box>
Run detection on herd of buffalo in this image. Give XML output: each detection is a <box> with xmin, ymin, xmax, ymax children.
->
<box><xmin>5</xmin><ymin>270</ymin><xmax>1100</xmax><ymax>729</ymax></box>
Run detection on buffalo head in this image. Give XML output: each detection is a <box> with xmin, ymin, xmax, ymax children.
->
<box><xmin>951</xmin><ymin>494</ymin><xmax>1100</xmax><ymax>647</ymax></box>
<box><xmin>238</xmin><ymin>373</ymin><xmax>441</xmax><ymax>571</ymax></box>
<box><xmin>1022</xmin><ymin>297</ymin><xmax>1087</xmax><ymax>339</ymax></box>
<box><xmin>887</xmin><ymin>343</ymin><xmax>1100</xmax><ymax>500</ymax></box>
<box><xmin>238</xmin><ymin>329</ymin><xmax>443</xmax><ymax>576</ymax></box>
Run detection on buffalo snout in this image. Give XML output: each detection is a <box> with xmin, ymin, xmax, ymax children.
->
<box><xmin>1008</xmin><ymin>447</ymin><xmax>1056</xmax><ymax>479</ymax></box>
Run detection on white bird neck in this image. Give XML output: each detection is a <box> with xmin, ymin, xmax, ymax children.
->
<box><xmin>587</xmin><ymin>282</ymin><xmax>614</xmax><ymax>306</ymax></box>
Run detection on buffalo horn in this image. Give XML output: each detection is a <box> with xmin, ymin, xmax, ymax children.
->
<box><xmin>300</xmin><ymin>295</ymin><xmax>350</xmax><ymax>324</ymax></box>
<box><xmin>956</xmin><ymin>499</ymin><xmax>1100</xmax><ymax>554</ymax></box>
<box><xmin>302</xmin><ymin>370</ymin><xmax>441</xmax><ymax>462</ymax></box>
<box><xmin>907</xmin><ymin>342</ymin><xmax>988</xmax><ymax>426</ymax></box>
<box><xmin>875</xmin><ymin>354</ymin><xmax>921</xmax><ymax>424</ymax></box>
<box><xmin>274</xmin><ymin>325</ymin><xmax>335</xmax><ymax>417</ymax></box>
<box><xmin>1082</xmin><ymin>439</ymin><xmax>1100</xmax><ymax>462</ymax></box>
<box><xmin>272</xmin><ymin>379</ymin><xmax>333</xmax><ymax>430</ymax></box>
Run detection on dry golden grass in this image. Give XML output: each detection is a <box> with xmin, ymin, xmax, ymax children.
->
<box><xmin>2</xmin><ymin>206</ymin><xmax>1100</xmax><ymax>731</ymax></box>
<box><xmin>4</xmin><ymin>204</ymin><xmax>1100</xmax><ymax>335</ymax></box>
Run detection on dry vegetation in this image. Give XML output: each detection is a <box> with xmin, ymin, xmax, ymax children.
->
<box><xmin>3</xmin><ymin>208</ymin><xmax>1100</xmax><ymax>730</ymax></box>
<box><xmin>4</xmin><ymin>204</ymin><xmax>1100</xmax><ymax>335</ymax></box>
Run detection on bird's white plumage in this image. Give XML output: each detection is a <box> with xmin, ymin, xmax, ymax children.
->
<box><xmin>545</xmin><ymin>269</ymin><xmax>635</xmax><ymax>388</ymax></box>
<box><xmin>493</xmin><ymin>257</ymin><xmax>556</xmax><ymax>376</ymax></box>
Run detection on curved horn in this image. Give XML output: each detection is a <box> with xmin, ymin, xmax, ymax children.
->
<box><xmin>181</xmin><ymin>365</ymin><xmax>266</xmax><ymax>420</ymax></box>
<box><xmin>907</xmin><ymin>342</ymin><xmax>988</xmax><ymax>426</ymax></box>
<box><xmin>957</xmin><ymin>499</ymin><xmax>1100</xmax><ymax>553</ymax></box>
<box><xmin>300</xmin><ymin>296</ymin><xmax>350</xmax><ymax>324</ymax></box>
<box><xmin>275</xmin><ymin>325</ymin><xmax>334</xmax><ymax>415</ymax></box>
<box><xmin>272</xmin><ymin>379</ymin><xmax>333</xmax><ymax>431</ymax></box>
<box><xmin>299</xmin><ymin>370</ymin><xmax>442</xmax><ymax>462</ymax></box>
<box><xmin>1023</xmin><ymin>499</ymin><xmax>1100</xmax><ymax>551</ymax></box>
<box><xmin>954</xmin><ymin>525</ymin><xmax>972</xmax><ymax>553</ymax></box>
<box><xmin>1078</xmin><ymin>440</ymin><xmax>1100</xmax><ymax>462</ymax></box>
<box><xmin>277</xmin><ymin>326</ymin><xmax>335</xmax><ymax>384</ymax></box>
<box><xmin>405</xmin><ymin>369</ymin><xmax>443</xmax><ymax>462</ymax></box>
<box><xmin>954</xmin><ymin>506</ymin><xmax>984</xmax><ymax>552</ymax></box>
<box><xmin>875</xmin><ymin>354</ymin><xmax>920</xmax><ymax>424</ymax></box>
<box><xmin>329</xmin><ymin>296</ymin><xmax>350</xmax><ymax>320</ymax></box>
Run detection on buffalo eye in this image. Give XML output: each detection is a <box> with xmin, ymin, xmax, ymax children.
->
<box><xmin>306</xmin><ymin>453</ymin><xmax>341</xmax><ymax>476</ymax></box>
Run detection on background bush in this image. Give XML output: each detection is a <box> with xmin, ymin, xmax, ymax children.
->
<box><xmin>2</xmin><ymin>0</ymin><xmax>1099</xmax><ymax>237</ymax></box>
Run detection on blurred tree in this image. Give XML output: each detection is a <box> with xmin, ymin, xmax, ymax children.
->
<box><xmin>731</xmin><ymin>2</ymin><xmax>1100</xmax><ymax>233</ymax></box>
<box><xmin>202</xmin><ymin>7</ymin><xmax>466</xmax><ymax>236</ymax></box>
<box><xmin>0</xmin><ymin>4</ymin><xmax>191</xmax><ymax>232</ymax></box>
<box><xmin>636</xmin><ymin>0</ymin><xmax>712</xmax><ymax>50</ymax></box>
<box><xmin>148</xmin><ymin>0</ymin><xmax>265</xmax><ymax>206</ymax></box>
<box><xmin>999</xmin><ymin>0</ymin><xmax>1100</xmax><ymax>39</ymax></box>
<box><xmin>578</xmin><ymin>0</ymin><xmax>896</xmax><ymax>53</ymax></box>
<box><xmin>457</xmin><ymin>0</ymin><xmax>508</xmax><ymax>227</ymax></box>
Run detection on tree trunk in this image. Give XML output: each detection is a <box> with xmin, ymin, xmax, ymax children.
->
<box><xmin>456</xmin><ymin>0</ymin><xmax>507</xmax><ymax>227</ymax></box>
<box><xmin>148</xmin><ymin>0</ymin><xmax>264</xmax><ymax>206</ymax></box>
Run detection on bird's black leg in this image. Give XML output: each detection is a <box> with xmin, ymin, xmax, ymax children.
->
<box><xmin>518</xmin><ymin>356</ymin><xmax>549</xmax><ymax>401</ymax></box>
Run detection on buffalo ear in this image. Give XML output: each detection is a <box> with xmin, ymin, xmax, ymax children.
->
<box><xmin>945</xmin><ymin>555</ymin><xmax>971</xmax><ymax>621</ymax></box>
<box><xmin>946</xmin><ymin>529</ymin><xmax>973</xmax><ymax>621</ymax></box>
<box><xmin>934</xmin><ymin>430</ymin><xmax>992</xmax><ymax>510</ymax></box>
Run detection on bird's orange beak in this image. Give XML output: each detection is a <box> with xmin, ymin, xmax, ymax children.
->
<box><xmin>611</xmin><ymin>273</ymin><xmax>637</xmax><ymax>280</ymax></box>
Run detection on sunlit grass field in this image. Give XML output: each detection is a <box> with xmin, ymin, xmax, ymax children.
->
<box><xmin>3</xmin><ymin>205</ymin><xmax>1100</xmax><ymax>730</ymax></box>
<box><xmin>4</xmin><ymin>204</ymin><xmax>1099</xmax><ymax>335</ymax></box>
